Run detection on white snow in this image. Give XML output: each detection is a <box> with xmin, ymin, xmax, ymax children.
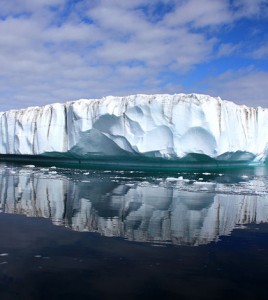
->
<box><xmin>1</xmin><ymin>93</ymin><xmax>268</xmax><ymax>163</ymax></box>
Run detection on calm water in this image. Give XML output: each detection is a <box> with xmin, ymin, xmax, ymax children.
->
<box><xmin>0</xmin><ymin>162</ymin><xmax>268</xmax><ymax>299</ymax></box>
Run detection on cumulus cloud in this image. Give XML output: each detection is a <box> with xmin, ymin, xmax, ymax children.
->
<box><xmin>0</xmin><ymin>0</ymin><xmax>267</xmax><ymax>110</ymax></box>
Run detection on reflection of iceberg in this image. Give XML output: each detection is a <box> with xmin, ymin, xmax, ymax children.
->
<box><xmin>1</xmin><ymin>166</ymin><xmax>268</xmax><ymax>246</ymax></box>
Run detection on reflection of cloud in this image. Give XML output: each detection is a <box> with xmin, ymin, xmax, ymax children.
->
<box><xmin>0</xmin><ymin>0</ymin><xmax>267</xmax><ymax>110</ymax></box>
<box><xmin>1</xmin><ymin>166</ymin><xmax>268</xmax><ymax>246</ymax></box>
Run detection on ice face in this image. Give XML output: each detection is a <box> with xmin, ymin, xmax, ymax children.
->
<box><xmin>1</xmin><ymin>93</ymin><xmax>268</xmax><ymax>163</ymax></box>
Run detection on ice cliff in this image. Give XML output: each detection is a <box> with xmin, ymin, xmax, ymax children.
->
<box><xmin>1</xmin><ymin>93</ymin><xmax>268</xmax><ymax>164</ymax></box>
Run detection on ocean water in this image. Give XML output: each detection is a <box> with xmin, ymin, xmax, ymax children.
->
<box><xmin>0</xmin><ymin>162</ymin><xmax>268</xmax><ymax>299</ymax></box>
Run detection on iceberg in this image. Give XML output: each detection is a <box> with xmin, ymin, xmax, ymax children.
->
<box><xmin>1</xmin><ymin>93</ymin><xmax>268</xmax><ymax>167</ymax></box>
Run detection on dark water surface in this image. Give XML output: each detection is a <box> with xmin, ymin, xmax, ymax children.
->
<box><xmin>0</xmin><ymin>163</ymin><xmax>268</xmax><ymax>299</ymax></box>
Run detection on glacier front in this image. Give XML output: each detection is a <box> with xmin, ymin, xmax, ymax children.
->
<box><xmin>1</xmin><ymin>93</ymin><xmax>268</xmax><ymax>167</ymax></box>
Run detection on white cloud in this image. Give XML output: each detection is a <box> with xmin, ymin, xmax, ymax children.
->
<box><xmin>216</xmin><ymin>43</ymin><xmax>240</xmax><ymax>57</ymax></box>
<box><xmin>163</xmin><ymin>0</ymin><xmax>232</xmax><ymax>28</ymax></box>
<box><xmin>86</xmin><ymin>2</ymin><xmax>216</xmax><ymax>70</ymax></box>
<box><xmin>0</xmin><ymin>0</ymin><xmax>64</xmax><ymax>13</ymax></box>
<box><xmin>0</xmin><ymin>0</ymin><xmax>267</xmax><ymax>110</ymax></box>
<box><xmin>0</xmin><ymin>0</ymin><xmax>219</xmax><ymax>110</ymax></box>
<box><xmin>206</xmin><ymin>68</ymin><xmax>268</xmax><ymax>108</ymax></box>
<box><xmin>251</xmin><ymin>43</ymin><xmax>268</xmax><ymax>60</ymax></box>
<box><xmin>45</xmin><ymin>23</ymin><xmax>101</xmax><ymax>43</ymax></box>
<box><xmin>233</xmin><ymin>0</ymin><xmax>268</xmax><ymax>18</ymax></box>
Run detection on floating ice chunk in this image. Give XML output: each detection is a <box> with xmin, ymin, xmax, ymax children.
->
<box><xmin>193</xmin><ymin>181</ymin><xmax>215</xmax><ymax>186</ymax></box>
<box><xmin>166</xmin><ymin>177</ymin><xmax>178</xmax><ymax>182</ymax></box>
<box><xmin>125</xmin><ymin>183</ymin><xmax>135</xmax><ymax>187</ymax></box>
<box><xmin>139</xmin><ymin>181</ymin><xmax>150</xmax><ymax>186</ymax></box>
<box><xmin>193</xmin><ymin>181</ymin><xmax>203</xmax><ymax>185</ymax></box>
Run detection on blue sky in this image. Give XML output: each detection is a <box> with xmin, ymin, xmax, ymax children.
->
<box><xmin>0</xmin><ymin>0</ymin><xmax>268</xmax><ymax>111</ymax></box>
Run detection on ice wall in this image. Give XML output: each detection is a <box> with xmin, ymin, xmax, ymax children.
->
<box><xmin>1</xmin><ymin>93</ymin><xmax>268</xmax><ymax>162</ymax></box>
